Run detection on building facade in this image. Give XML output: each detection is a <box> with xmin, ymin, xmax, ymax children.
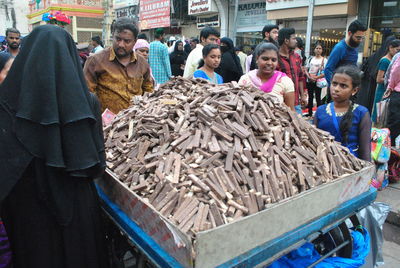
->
<box><xmin>27</xmin><ymin>0</ymin><xmax>105</xmax><ymax>43</ymax></box>
<box><xmin>359</xmin><ymin>0</ymin><xmax>400</xmax><ymax>57</ymax></box>
<box><xmin>1</xmin><ymin>0</ymin><xmax>30</xmax><ymax>36</ymax></box>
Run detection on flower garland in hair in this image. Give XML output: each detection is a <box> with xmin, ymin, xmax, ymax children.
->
<box><xmin>42</xmin><ymin>11</ymin><xmax>71</xmax><ymax>27</ymax></box>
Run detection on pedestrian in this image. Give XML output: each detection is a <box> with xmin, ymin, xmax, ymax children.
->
<box><xmin>184</xmin><ymin>38</ymin><xmax>195</xmax><ymax>54</ymax></box>
<box><xmin>137</xmin><ymin>33</ymin><xmax>148</xmax><ymax>40</ymax></box>
<box><xmin>371</xmin><ymin>39</ymin><xmax>400</xmax><ymax>123</ymax></box>
<box><xmin>235</xmin><ymin>46</ymin><xmax>247</xmax><ymax>73</ymax></box>
<box><xmin>133</xmin><ymin>39</ymin><xmax>150</xmax><ymax>60</ymax></box>
<box><xmin>0</xmin><ymin>25</ymin><xmax>108</xmax><ymax>268</ymax></box>
<box><xmin>90</xmin><ymin>35</ymin><xmax>104</xmax><ymax>54</ymax></box>
<box><xmin>277</xmin><ymin>27</ymin><xmax>307</xmax><ymax>115</ymax></box>
<box><xmin>238</xmin><ymin>43</ymin><xmax>295</xmax><ymax>110</ymax></box>
<box><xmin>183</xmin><ymin>27</ymin><xmax>220</xmax><ymax>78</ymax></box>
<box><xmin>170</xmin><ymin>40</ymin><xmax>187</xmax><ymax>77</ymax></box>
<box><xmin>133</xmin><ymin>39</ymin><xmax>157</xmax><ymax>87</ymax></box>
<box><xmin>245</xmin><ymin>44</ymin><xmax>257</xmax><ymax>73</ymax></box>
<box><xmin>215</xmin><ymin>37</ymin><xmax>243</xmax><ymax>82</ymax></box>
<box><xmin>294</xmin><ymin>37</ymin><xmax>306</xmax><ymax>66</ymax></box>
<box><xmin>385</xmin><ymin>51</ymin><xmax>400</xmax><ymax>87</ymax></box>
<box><xmin>314</xmin><ymin>65</ymin><xmax>371</xmax><ymax>161</ymax></box>
<box><xmin>0</xmin><ymin>52</ymin><xmax>14</xmax><ymax>268</ymax></box>
<box><xmin>1</xmin><ymin>28</ymin><xmax>21</xmax><ymax>57</ymax></box>
<box><xmin>384</xmin><ymin>55</ymin><xmax>400</xmax><ymax>145</ymax></box>
<box><xmin>0</xmin><ymin>53</ymin><xmax>14</xmax><ymax>83</ymax></box>
<box><xmin>149</xmin><ymin>28</ymin><xmax>172</xmax><ymax>84</ymax></box>
<box><xmin>167</xmin><ymin>36</ymin><xmax>176</xmax><ymax>54</ymax></box>
<box><xmin>249</xmin><ymin>24</ymin><xmax>279</xmax><ymax>71</ymax></box>
<box><xmin>325</xmin><ymin>20</ymin><xmax>367</xmax><ymax>101</ymax></box>
<box><xmin>358</xmin><ymin>36</ymin><xmax>396</xmax><ymax>112</ymax></box>
<box><xmin>84</xmin><ymin>17</ymin><xmax>153</xmax><ymax>114</ymax></box>
<box><xmin>305</xmin><ymin>41</ymin><xmax>328</xmax><ymax>116</ymax></box>
<box><xmin>190</xmin><ymin>38</ymin><xmax>199</xmax><ymax>51</ymax></box>
<box><xmin>193</xmin><ymin>44</ymin><xmax>223</xmax><ymax>84</ymax></box>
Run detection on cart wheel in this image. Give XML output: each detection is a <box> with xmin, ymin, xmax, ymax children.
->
<box><xmin>329</xmin><ymin>222</ymin><xmax>353</xmax><ymax>258</ymax></box>
<box><xmin>312</xmin><ymin>221</ymin><xmax>353</xmax><ymax>258</ymax></box>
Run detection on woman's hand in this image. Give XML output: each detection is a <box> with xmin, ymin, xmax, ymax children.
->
<box><xmin>308</xmin><ymin>74</ymin><xmax>317</xmax><ymax>81</ymax></box>
<box><xmin>301</xmin><ymin>94</ymin><xmax>308</xmax><ymax>107</ymax></box>
<box><xmin>383</xmin><ymin>88</ymin><xmax>392</xmax><ymax>99</ymax></box>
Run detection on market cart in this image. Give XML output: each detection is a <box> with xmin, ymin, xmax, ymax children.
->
<box><xmin>96</xmin><ymin>164</ymin><xmax>376</xmax><ymax>268</ymax></box>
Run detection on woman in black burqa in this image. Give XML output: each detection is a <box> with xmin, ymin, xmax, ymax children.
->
<box><xmin>170</xmin><ymin>40</ymin><xmax>187</xmax><ymax>77</ymax></box>
<box><xmin>216</xmin><ymin>37</ymin><xmax>243</xmax><ymax>82</ymax></box>
<box><xmin>0</xmin><ymin>25</ymin><xmax>109</xmax><ymax>268</ymax></box>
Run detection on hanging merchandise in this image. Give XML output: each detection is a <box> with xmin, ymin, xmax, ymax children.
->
<box><xmin>42</xmin><ymin>11</ymin><xmax>71</xmax><ymax>27</ymax></box>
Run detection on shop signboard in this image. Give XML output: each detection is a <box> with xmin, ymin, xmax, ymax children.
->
<box><xmin>237</xmin><ymin>2</ymin><xmax>274</xmax><ymax>32</ymax></box>
<box><xmin>139</xmin><ymin>0</ymin><xmax>170</xmax><ymax>29</ymax></box>
<box><xmin>114</xmin><ymin>0</ymin><xmax>139</xmax><ymax>9</ymax></box>
<box><xmin>197</xmin><ymin>15</ymin><xmax>219</xmax><ymax>29</ymax></box>
<box><xmin>265</xmin><ymin>0</ymin><xmax>348</xmax><ymax>11</ymax></box>
<box><xmin>188</xmin><ymin>0</ymin><xmax>218</xmax><ymax>15</ymax></box>
<box><xmin>116</xmin><ymin>5</ymin><xmax>139</xmax><ymax>21</ymax></box>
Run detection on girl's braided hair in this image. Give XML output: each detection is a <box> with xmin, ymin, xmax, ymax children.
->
<box><xmin>333</xmin><ymin>65</ymin><xmax>361</xmax><ymax>144</ymax></box>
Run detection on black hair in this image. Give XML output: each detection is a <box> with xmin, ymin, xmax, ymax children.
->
<box><xmin>262</xmin><ymin>24</ymin><xmax>279</xmax><ymax>39</ymax></box>
<box><xmin>333</xmin><ymin>65</ymin><xmax>362</xmax><ymax>144</ymax></box>
<box><xmin>200</xmin><ymin>27</ymin><xmax>220</xmax><ymax>43</ymax></box>
<box><xmin>312</xmin><ymin>41</ymin><xmax>324</xmax><ymax>56</ymax></box>
<box><xmin>111</xmin><ymin>17</ymin><xmax>139</xmax><ymax>38</ymax></box>
<box><xmin>387</xmin><ymin>39</ymin><xmax>400</xmax><ymax>53</ymax></box>
<box><xmin>278</xmin><ymin>28</ymin><xmax>295</xmax><ymax>46</ymax></box>
<box><xmin>347</xmin><ymin>20</ymin><xmax>367</xmax><ymax>34</ymax></box>
<box><xmin>255</xmin><ymin>42</ymin><xmax>279</xmax><ymax>59</ymax></box>
<box><xmin>154</xmin><ymin>28</ymin><xmax>164</xmax><ymax>39</ymax></box>
<box><xmin>295</xmin><ymin>37</ymin><xmax>304</xmax><ymax>49</ymax></box>
<box><xmin>191</xmin><ymin>38</ymin><xmax>199</xmax><ymax>44</ymax></box>
<box><xmin>91</xmin><ymin>36</ymin><xmax>103</xmax><ymax>47</ymax></box>
<box><xmin>137</xmin><ymin>33</ymin><xmax>148</xmax><ymax>40</ymax></box>
<box><xmin>198</xmin><ymin>44</ymin><xmax>220</xmax><ymax>68</ymax></box>
<box><xmin>6</xmin><ymin>28</ymin><xmax>20</xmax><ymax>37</ymax></box>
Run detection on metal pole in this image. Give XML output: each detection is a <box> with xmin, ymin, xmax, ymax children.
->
<box><xmin>233</xmin><ymin>0</ymin><xmax>239</xmax><ymax>45</ymax></box>
<box><xmin>305</xmin><ymin>0</ymin><xmax>315</xmax><ymax>58</ymax></box>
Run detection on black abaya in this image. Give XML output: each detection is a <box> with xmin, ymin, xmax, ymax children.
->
<box><xmin>0</xmin><ymin>25</ymin><xmax>108</xmax><ymax>268</ymax></box>
<box><xmin>1</xmin><ymin>160</ymin><xmax>108</xmax><ymax>268</ymax></box>
<box><xmin>216</xmin><ymin>37</ymin><xmax>243</xmax><ymax>83</ymax></box>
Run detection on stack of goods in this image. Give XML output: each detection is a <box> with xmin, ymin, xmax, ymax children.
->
<box><xmin>104</xmin><ymin>77</ymin><xmax>369</xmax><ymax>237</ymax></box>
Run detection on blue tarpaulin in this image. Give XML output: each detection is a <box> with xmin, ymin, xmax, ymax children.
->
<box><xmin>268</xmin><ymin>227</ymin><xmax>370</xmax><ymax>268</ymax></box>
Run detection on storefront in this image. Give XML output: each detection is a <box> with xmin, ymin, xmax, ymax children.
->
<box><xmin>235</xmin><ymin>1</ymin><xmax>275</xmax><ymax>47</ymax></box>
<box><xmin>265</xmin><ymin>0</ymin><xmax>358</xmax><ymax>56</ymax></box>
<box><xmin>114</xmin><ymin>0</ymin><xmax>139</xmax><ymax>22</ymax></box>
<box><xmin>361</xmin><ymin>0</ymin><xmax>400</xmax><ymax>57</ymax></box>
<box><xmin>187</xmin><ymin>0</ymin><xmax>221</xmax><ymax>33</ymax></box>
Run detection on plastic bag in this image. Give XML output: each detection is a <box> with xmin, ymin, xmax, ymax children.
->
<box><xmin>371</xmin><ymin>128</ymin><xmax>391</xmax><ymax>164</ymax></box>
<box><xmin>268</xmin><ymin>227</ymin><xmax>371</xmax><ymax>268</ymax></box>
<box><xmin>357</xmin><ymin>202</ymin><xmax>390</xmax><ymax>267</ymax></box>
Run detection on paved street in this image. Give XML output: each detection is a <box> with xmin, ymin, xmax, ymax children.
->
<box><xmin>377</xmin><ymin>182</ymin><xmax>400</xmax><ymax>267</ymax></box>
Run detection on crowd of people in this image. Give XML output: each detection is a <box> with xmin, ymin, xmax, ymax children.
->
<box><xmin>0</xmin><ymin>15</ymin><xmax>400</xmax><ymax>267</ymax></box>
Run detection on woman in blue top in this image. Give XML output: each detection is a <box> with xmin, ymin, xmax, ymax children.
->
<box><xmin>314</xmin><ymin>65</ymin><xmax>371</xmax><ymax>161</ymax></box>
<box><xmin>193</xmin><ymin>44</ymin><xmax>224</xmax><ymax>84</ymax></box>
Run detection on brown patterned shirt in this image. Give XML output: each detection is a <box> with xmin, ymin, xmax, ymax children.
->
<box><xmin>84</xmin><ymin>47</ymin><xmax>153</xmax><ymax>114</ymax></box>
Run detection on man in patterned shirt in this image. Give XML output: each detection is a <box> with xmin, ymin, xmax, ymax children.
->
<box><xmin>149</xmin><ymin>28</ymin><xmax>172</xmax><ymax>84</ymax></box>
<box><xmin>84</xmin><ymin>18</ymin><xmax>153</xmax><ymax>114</ymax></box>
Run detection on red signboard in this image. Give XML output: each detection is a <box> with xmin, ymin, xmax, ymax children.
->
<box><xmin>139</xmin><ymin>0</ymin><xmax>170</xmax><ymax>30</ymax></box>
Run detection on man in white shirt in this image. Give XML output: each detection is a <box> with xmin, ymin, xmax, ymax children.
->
<box><xmin>90</xmin><ymin>36</ymin><xmax>104</xmax><ymax>55</ymax></box>
<box><xmin>183</xmin><ymin>27</ymin><xmax>220</xmax><ymax>78</ymax></box>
